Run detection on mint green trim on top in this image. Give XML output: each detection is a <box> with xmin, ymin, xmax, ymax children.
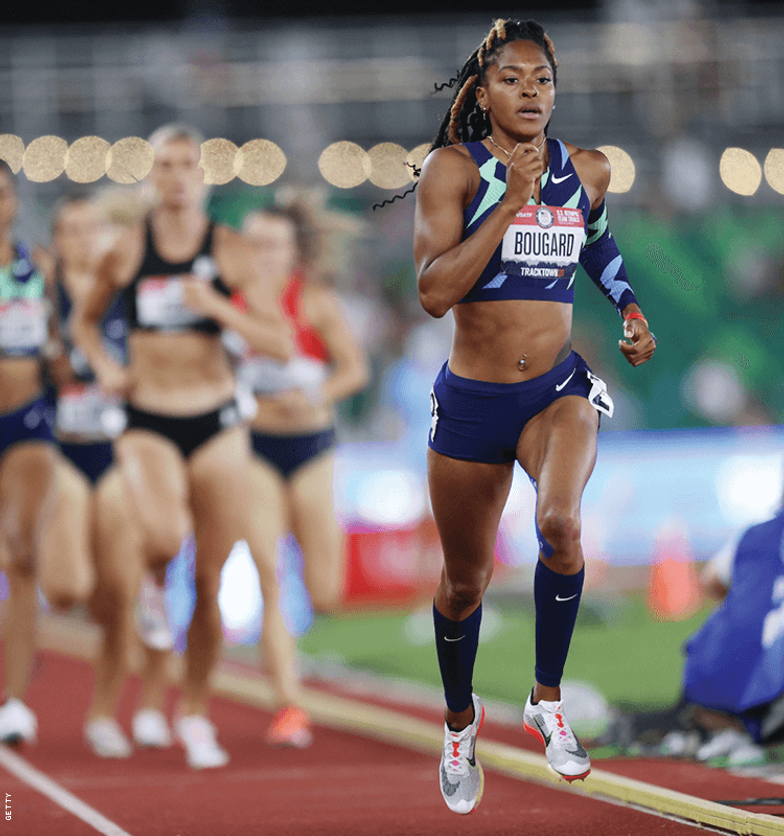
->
<box><xmin>586</xmin><ymin>202</ymin><xmax>609</xmax><ymax>245</ymax></box>
<box><xmin>562</xmin><ymin>184</ymin><xmax>585</xmax><ymax>210</ymax></box>
<box><xmin>0</xmin><ymin>266</ymin><xmax>45</xmax><ymax>301</ymax></box>
<box><xmin>467</xmin><ymin>158</ymin><xmax>507</xmax><ymax>228</ymax></box>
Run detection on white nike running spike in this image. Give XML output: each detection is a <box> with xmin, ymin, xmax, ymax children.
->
<box><xmin>439</xmin><ymin>693</ymin><xmax>485</xmax><ymax>814</ymax></box>
<box><xmin>523</xmin><ymin>689</ymin><xmax>591</xmax><ymax>782</ymax></box>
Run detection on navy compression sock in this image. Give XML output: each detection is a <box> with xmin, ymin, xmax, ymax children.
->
<box><xmin>433</xmin><ymin>602</ymin><xmax>482</xmax><ymax>714</ymax></box>
<box><xmin>534</xmin><ymin>560</ymin><xmax>584</xmax><ymax>688</ymax></box>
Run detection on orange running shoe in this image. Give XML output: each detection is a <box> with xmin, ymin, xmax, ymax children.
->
<box><xmin>266</xmin><ymin>706</ymin><xmax>313</xmax><ymax>748</ymax></box>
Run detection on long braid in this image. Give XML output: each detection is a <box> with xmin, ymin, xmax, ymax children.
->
<box><xmin>543</xmin><ymin>33</ymin><xmax>559</xmax><ymax>70</ymax></box>
<box><xmin>375</xmin><ymin>18</ymin><xmax>557</xmax><ymax>209</ymax></box>
<box><xmin>448</xmin><ymin>75</ymin><xmax>479</xmax><ymax>145</ymax></box>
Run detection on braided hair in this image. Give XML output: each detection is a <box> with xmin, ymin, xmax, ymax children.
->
<box><xmin>373</xmin><ymin>18</ymin><xmax>557</xmax><ymax>209</ymax></box>
<box><xmin>433</xmin><ymin>18</ymin><xmax>558</xmax><ymax>150</ymax></box>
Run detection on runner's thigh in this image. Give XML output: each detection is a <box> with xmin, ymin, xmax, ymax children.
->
<box><xmin>516</xmin><ymin>395</ymin><xmax>599</xmax><ymax>514</ymax></box>
<box><xmin>288</xmin><ymin>453</ymin><xmax>343</xmax><ymax>597</ymax></box>
<box><xmin>246</xmin><ymin>457</ymin><xmax>287</xmax><ymax>590</ymax></box>
<box><xmin>38</xmin><ymin>455</ymin><xmax>94</xmax><ymax>603</ymax></box>
<box><xmin>0</xmin><ymin>442</ymin><xmax>56</xmax><ymax>570</ymax></box>
<box><xmin>115</xmin><ymin>430</ymin><xmax>191</xmax><ymax>560</ymax></box>
<box><xmin>188</xmin><ymin>425</ymin><xmax>252</xmax><ymax>576</ymax></box>
<box><xmin>428</xmin><ymin>448</ymin><xmax>514</xmax><ymax>585</ymax></box>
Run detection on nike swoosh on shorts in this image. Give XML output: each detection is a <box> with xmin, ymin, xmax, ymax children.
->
<box><xmin>555</xmin><ymin>369</ymin><xmax>576</xmax><ymax>391</ymax></box>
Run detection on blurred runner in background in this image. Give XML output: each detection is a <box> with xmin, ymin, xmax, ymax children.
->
<box><xmin>237</xmin><ymin>195</ymin><xmax>368</xmax><ymax>747</ymax></box>
<box><xmin>73</xmin><ymin>124</ymin><xmax>291</xmax><ymax>769</ymax></box>
<box><xmin>0</xmin><ymin>160</ymin><xmax>59</xmax><ymax>745</ymax></box>
<box><xmin>35</xmin><ymin>189</ymin><xmax>178</xmax><ymax>759</ymax></box>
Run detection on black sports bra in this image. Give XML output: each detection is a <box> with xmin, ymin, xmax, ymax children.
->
<box><xmin>121</xmin><ymin>218</ymin><xmax>231</xmax><ymax>335</ymax></box>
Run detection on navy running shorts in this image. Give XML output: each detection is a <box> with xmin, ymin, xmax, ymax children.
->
<box><xmin>428</xmin><ymin>351</ymin><xmax>612</xmax><ymax>465</ymax></box>
<box><xmin>251</xmin><ymin>427</ymin><xmax>336</xmax><ymax>480</ymax></box>
<box><xmin>0</xmin><ymin>395</ymin><xmax>56</xmax><ymax>462</ymax></box>
<box><xmin>59</xmin><ymin>440</ymin><xmax>114</xmax><ymax>485</ymax></box>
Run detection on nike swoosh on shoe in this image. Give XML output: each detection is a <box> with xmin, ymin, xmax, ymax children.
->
<box><xmin>440</xmin><ymin>766</ymin><xmax>458</xmax><ymax>797</ymax></box>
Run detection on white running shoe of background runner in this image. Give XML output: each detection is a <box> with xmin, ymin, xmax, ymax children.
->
<box><xmin>439</xmin><ymin>693</ymin><xmax>485</xmax><ymax>814</ymax></box>
<box><xmin>175</xmin><ymin>715</ymin><xmax>229</xmax><ymax>769</ymax></box>
<box><xmin>0</xmin><ymin>698</ymin><xmax>37</xmax><ymax>745</ymax></box>
<box><xmin>136</xmin><ymin>572</ymin><xmax>174</xmax><ymax>651</ymax></box>
<box><xmin>133</xmin><ymin>709</ymin><xmax>172</xmax><ymax>748</ymax></box>
<box><xmin>523</xmin><ymin>689</ymin><xmax>591</xmax><ymax>782</ymax></box>
<box><xmin>84</xmin><ymin>717</ymin><xmax>132</xmax><ymax>759</ymax></box>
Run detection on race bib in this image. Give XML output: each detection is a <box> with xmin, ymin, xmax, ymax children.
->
<box><xmin>238</xmin><ymin>355</ymin><xmax>327</xmax><ymax>396</ymax></box>
<box><xmin>0</xmin><ymin>299</ymin><xmax>48</xmax><ymax>353</ymax></box>
<box><xmin>56</xmin><ymin>383</ymin><xmax>122</xmax><ymax>439</ymax></box>
<box><xmin>137</xmin><ymin>276</ymin><xmax>202</xmax><ymax>330</ymax></box>
<box><xmin>500</xmin><ymin>206</ymin><xmax>585</xmax><ymax>279</ymax></box>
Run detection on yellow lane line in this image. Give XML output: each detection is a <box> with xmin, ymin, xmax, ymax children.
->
<box><xmin>38</xmin><ymin>613</ymin><xmax>784</xmax><ymax>836</ymax></box>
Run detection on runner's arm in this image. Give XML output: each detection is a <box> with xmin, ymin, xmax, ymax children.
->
<box><xmin>209</xmin><ymin>228</ymin><xmax>293</xmax><ymax>362</ymax></box>
<box><xmin>305</xmin><ymin>285</ymin><xmax>369</xmax><ymax>406</ymax></box>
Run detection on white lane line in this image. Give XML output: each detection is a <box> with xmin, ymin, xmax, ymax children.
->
<box><xmin>0</xmin><ymin>746</ymin><xmax>134</xmax><ymax>836</ymax></box>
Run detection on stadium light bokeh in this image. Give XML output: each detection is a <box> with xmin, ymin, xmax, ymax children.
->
<box><xmin>720</xmin><ymin>147</ymin><xmax>762</xmax><ymax>196</ymax></box>
<box><xmin>764</xmin><ymin>148</ymin><xmax>784</xmax><ymax>195</ymax></box>
<box><xmin>596</xmin><ymin>145</ymin><xmax>635</xmax><ymax>193</ymax></box>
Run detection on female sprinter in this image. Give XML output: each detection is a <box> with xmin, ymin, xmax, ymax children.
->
<box><xmin>37</xmin><ymin>193</ymin><xmax>173</xmax><ymax>758</ymax></box>
<box><xmin>73</xmin><ymin>124</ymin><xmax>292</xmax><ymax>769</ymax></box>
<box><xmin>0</xmin><ymin>160</ymin><xmax>58</xmax><ymax>744</ymax></box>
<box><xmin>239</xmin><ymin>199</ymin><xmax>368</xmax><ymax>746</ymax></box>
<box><xmin>414</xmin><ymin>19</ymin><xmax>656</xmax><ymax>813</ymax></box>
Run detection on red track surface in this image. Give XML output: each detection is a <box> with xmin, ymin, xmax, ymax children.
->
<box><xmin>0</xmin><ymin>649</ymin><xmax>770</xmax><ymax>835</ymax></box>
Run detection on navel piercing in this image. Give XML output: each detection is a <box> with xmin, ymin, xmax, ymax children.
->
<box><xmin>518</xmin><ymin>355</ymin><xmax>527</xmax><ymax>371</ymax></box>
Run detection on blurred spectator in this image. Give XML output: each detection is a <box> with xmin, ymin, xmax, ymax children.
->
<box><xmin>603</xmin><ymin>476</ymin><xmax>784</xmax><ymax>767</ymax></box>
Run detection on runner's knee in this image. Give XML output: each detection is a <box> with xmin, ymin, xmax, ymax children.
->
<box><xmin>90</xmin><ymin>572</ymin><xmax>134</xmax><ymax>625</ymax></box>
<box><xmin>536</xmin><ymin>506</ymin><xmax>582</xmax><ymax>572</ymax></box>
<box><xmin>43</xmin><ymin>571</ymin><xmax>94</xmax><ymax>611</ymax></box>
<box><xmin>144</xmin><ymin>511</ymin><xmax>191</xmax><ymax>564</ymax></box>
<box><xmin>442</xmin><ymin>570</ymin><xmax>491</xmax><ymax>616</ymax></box>
<box><xmin>6</xmin><ymin>546</ymin><xmax>37</xmax><ymax>580</ymax></box>
<box><xmin>310</xmin><ymin>587</ymin><xmax>341</xmax><ymax>613</ymax></box>
<box><xmin>3</xmin><ymin>525</ymin><xmax>36</xmax><ymax>578</ymax></box>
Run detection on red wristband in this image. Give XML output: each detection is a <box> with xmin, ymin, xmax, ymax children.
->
<box><xmin>624</xmin><ymin>312</ymin><xmax>648</xmax><ymax>327</ymax></box>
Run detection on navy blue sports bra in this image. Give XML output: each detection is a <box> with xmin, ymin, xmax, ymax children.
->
<box><xmin>459</xmin><ymin>138</ymin><xmax>592</xmax><ymax>305</ymax></box>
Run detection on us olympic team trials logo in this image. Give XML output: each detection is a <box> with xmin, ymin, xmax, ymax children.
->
<box><xmin>535</xmin><ymin>207</ymin><xmax>555</xmax><ymax>229</ymax></box>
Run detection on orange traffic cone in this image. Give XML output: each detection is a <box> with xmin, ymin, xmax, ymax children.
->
<box><xmin>647</xmin><ymin>518</ymin><xmax>701</xmax><ymax>621</ymax></box>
